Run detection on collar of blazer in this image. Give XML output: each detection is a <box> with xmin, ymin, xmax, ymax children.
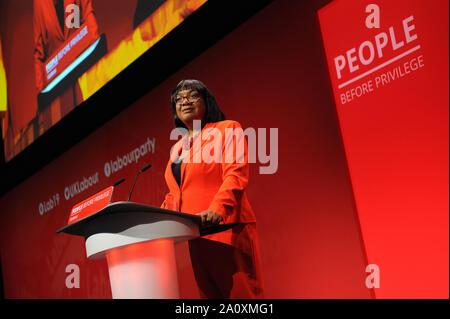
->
<box><xmin>170</xmin><ymin>122</ymin><xmax>219</xmax><ymax>163</ymax></box>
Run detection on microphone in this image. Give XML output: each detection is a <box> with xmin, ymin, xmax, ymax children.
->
<box><xmin>128</xmin><ymin>164</ymin><xmax>152</xmax><ymax>201</ymax></box>
<box><xmin>113</xmin><ymin>178</ymin><xmax>125</xmax><ymax>187</ymax></box>
<box><xmin>140</xmin><ymin>164</ymin><xmax>152</xmax><ymax>173</ymax></box>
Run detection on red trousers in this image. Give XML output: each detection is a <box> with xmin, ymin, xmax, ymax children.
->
<box><xmin>188</xmin><ymin>223</ymin><xmax>265</xmax><ymax>299</ymax></box>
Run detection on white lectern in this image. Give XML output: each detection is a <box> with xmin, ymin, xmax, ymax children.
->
<box><xmin>56</xmin><ymin>201</ymin><xmax>201</xmax><ymax>299</ymax></box>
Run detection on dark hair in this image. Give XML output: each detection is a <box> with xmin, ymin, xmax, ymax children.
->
<box><xmin>170</xmin><ymin>79</ymin><xmax>226</xmax><ymax>129</ymax></box>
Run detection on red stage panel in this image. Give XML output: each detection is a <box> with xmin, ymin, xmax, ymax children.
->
<box><xmin>318</xmin><ymin>0</ymin><xmax>449</xmax><ymax>298</ymax></box>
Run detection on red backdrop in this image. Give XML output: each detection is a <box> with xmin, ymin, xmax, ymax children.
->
<box><xmin>318</xmin><ymin>0</ymin><xmax>449</xmax><ymax>298</ymax></box>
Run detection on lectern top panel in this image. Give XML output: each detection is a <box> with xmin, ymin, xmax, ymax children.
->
<box><xmin>56</xmin><ymin>201</ymin><xmax>201</xmax><ymax>236</ymax></box>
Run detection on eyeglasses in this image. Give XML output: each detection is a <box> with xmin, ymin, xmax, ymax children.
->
<box><xmin>174</xmin><ymin>92</ymin><xmax>202</xmax><ymax>105</ymax></box>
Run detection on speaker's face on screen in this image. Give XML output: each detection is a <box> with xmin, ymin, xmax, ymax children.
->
<box><xmin>175</xmin><ymin>89</ymin><xmax>206</xmax><ymax>127</ymax></box>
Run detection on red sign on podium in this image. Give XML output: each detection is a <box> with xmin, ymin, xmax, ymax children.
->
<box><xmin>67</xmin><ymin>186</ymin><xmax>113</xmax><ymax>225</ymax></box>
<box><xmin>44</xmin><ymin>23</ymin><xmax>98</xmax><ymax>88</ymax></box>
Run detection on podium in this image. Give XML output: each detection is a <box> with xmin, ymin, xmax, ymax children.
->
<box><xmin>56</xmin><ymin>201</ymin><xmax>201</xmax><ymax>299</ymax></box>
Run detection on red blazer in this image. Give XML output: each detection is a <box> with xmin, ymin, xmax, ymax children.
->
<box><xmin>33</xmin><ymin>0</ymin><xmax>99</xmax><ymax>91</ymax></box>
<box><xmin>162</xmin><ymin>120</ymin><xmax>257</xmax><ymax>246</ymax></box>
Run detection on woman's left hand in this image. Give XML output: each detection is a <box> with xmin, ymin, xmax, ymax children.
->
<box><xmin>197</xmin><ymin>210</ymin><xmax>223</xmax><ymax>226</ymax></box>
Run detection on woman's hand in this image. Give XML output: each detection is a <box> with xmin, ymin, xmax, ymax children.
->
<box><xmin>197</xmin><ymin>210</ymin><xmax>223</xmax><ymax>226</ymax></box>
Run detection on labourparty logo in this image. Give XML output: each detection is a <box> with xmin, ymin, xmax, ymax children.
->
<box><xmin>104</xmin><ymin>161</ymin><xmax>111</xmax><ymax>177</ymax></box>
<box><xmin>104</xmin><ymin>137</ymin><xmax>156</xmax><ymax>177</ymax></box>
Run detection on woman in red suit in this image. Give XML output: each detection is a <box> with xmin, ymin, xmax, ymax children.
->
<box><xmin>34</xmin><ymin>0</ymin><xmax>99</xmax><ymax>92</ymax></box>
<box><xmin>162</xmin><ymin>79</ymin><xmax>264</xmax><ymax>298</ymax></box>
